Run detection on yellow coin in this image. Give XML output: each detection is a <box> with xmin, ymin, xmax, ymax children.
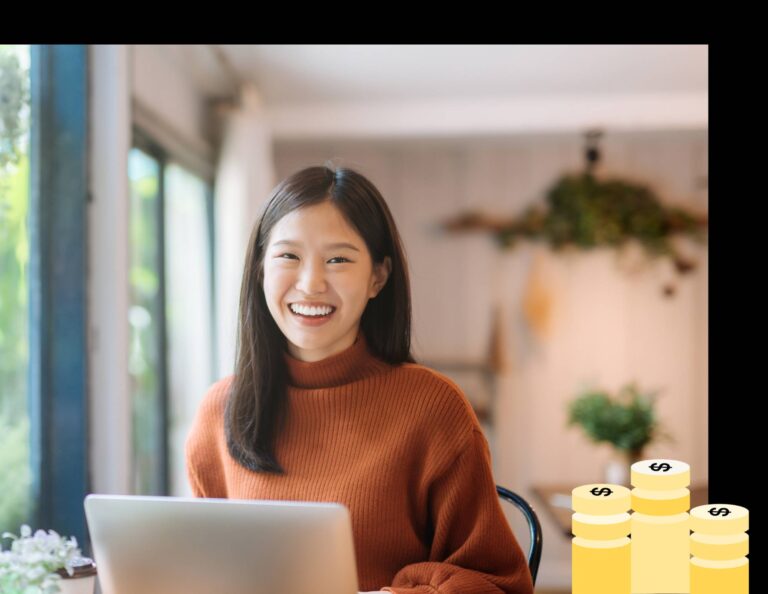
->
<box><xmin>690</xmin><ymin>532</ymin><xmax>748</xmax><ymax>559</ymax></box>
<box><xmin>632</xmin><ymin>487</ymin><xmax>690</xmax><ymax>515</ymax></box>
<box><xmin>631</xmin><ymin>458</ymin><xmax>690</xmax><ymax>489</ymax></box>
<box><xmin>572</xmin><ymin>484</ymin><xmax>631</xmax><ymax>515</ymax></box>
<box><xmin>572</xmin><ymin>512</ymin><xmax>631</xmax><ymax>540</ymax></box>
<box><xmin>690</xmin><ymin>504</ymin><xmax>749</xmax><ymax>534</ymax></box>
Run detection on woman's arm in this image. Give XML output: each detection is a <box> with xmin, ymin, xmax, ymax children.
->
<box><xmin>380</xmin><ymin>429</ymin><xmax>534</xmax><ymax>594</ymax></box>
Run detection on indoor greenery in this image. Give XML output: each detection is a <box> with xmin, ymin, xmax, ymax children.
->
<box><xmin>440</xmin><ymin>171</ymin><xmax>708</xmax><ymax>280</ymax></box>
<box><xmin>0</xmin><ymin>46</ymin><xmax>28</xmax><ymax>172</ymax></box>
<box><xmin>566</xmin><ymin>381</ymin><xmax>672</xmax><ymax>461</ymax></box>
<box><xmin>0</xmin><ymin>45</ymin><xmax>33</xmax><ymax>537</ymax></box>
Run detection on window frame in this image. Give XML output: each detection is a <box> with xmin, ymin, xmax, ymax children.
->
<box><xmin>130</xmin><ymin>124</ymin><xmax>217</xmax><ymax>495</ymax></box>
<box><xmin>28</xmin><ymin>44</ymin><xmax>90</xmax><ymax>551</ymax></box>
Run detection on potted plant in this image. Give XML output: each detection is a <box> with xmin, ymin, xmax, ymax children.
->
<box><xmin>0</xmin><ymin>524</ymin><xmax>97</xmax><ymax>594</ymax></box>
<box><xmin>567</xmin><ymin>381</ymin><xmax>672</xmax><ymax>485</ymax></box>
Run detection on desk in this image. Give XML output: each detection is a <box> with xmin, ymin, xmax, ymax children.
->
<box><xmin>531</xmin><ymin>483</ymin><xmax>709</xmax><ymax>538</ymax></box>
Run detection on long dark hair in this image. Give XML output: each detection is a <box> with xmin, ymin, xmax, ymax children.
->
<box><xmin>225</xmin><ymin>163</ymin><xmax>417</xmax><ymax>474</ymax></box>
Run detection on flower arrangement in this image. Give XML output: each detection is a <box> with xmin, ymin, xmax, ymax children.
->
<box><xmin>0</xmin><ymin>524</ymin><xmax>85</xmax><ymax>594</ymax></box>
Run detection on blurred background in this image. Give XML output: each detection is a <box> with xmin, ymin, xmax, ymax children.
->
<box><xmin>0</xmin><ymin>44</ymin><xmax>707</xmax><ymax>592</ymax></box>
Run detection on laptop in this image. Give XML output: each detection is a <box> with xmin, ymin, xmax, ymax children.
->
<box><xmin>84</xmin><ymin>494</ymin><xmax>360</xmax><ymax>594</ymax></box>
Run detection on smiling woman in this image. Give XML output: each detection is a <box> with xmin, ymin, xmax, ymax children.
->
<box><xmin>184</xmin><ymin>164</ymin><xmax>534</xmax><ymax>594</ymax></box>
<box><xmin>263</xmin><ymin>200</ymin><xmax>391</xmax><ymax>363</ymax></box>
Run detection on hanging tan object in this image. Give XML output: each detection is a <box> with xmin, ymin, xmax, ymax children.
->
<box><xmin>522</xmin><ymin>247</ymin><xmax>555</xmax><ymax>340</ymax></box>
<box><xmin>487</xmin><ymin>302</ymin><xmax>509</xmax><ymax>374</ymax></box>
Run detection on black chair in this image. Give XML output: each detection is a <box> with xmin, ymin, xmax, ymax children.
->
<box><xmin>496</xmin><ymin>485</ymin><xmax>543</xmax><ymax>586</ymax></box>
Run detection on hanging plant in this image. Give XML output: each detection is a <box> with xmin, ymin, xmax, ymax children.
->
<box><xmin>438</xmin><ymin>129</ymin><xmax>708</xmax><ymax>297</ymax></box>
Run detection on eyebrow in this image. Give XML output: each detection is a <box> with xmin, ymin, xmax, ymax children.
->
<box><xmin>271</xmin><ymin>239</ymin><xmax>360</xmax><ymax>252</ymax></box>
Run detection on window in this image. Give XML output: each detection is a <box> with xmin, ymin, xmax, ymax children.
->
<box><xmin>128</xmin><ymin>147</ymin><xmax>166</xmax><ymax>495</ymax></box>
<box><xmin>1</xmin><ymin>45</ymin><xmax>91</xmax><ymax>550</ymax></box>
<box><xmin>128</xmin><ymin>129</ymin><xmax>216</xmax><ymax>496</ymax></box>
<box><xmin>0</xmin><ymin>44</ymin><xmax>32</xmax><ymax>536</ymax></box>
<box><xmin>164</xmin><ymin>163</ymin><xmax>216</xmax><ymax>496</ymax></box>
<box><xmin>1</xmin><ymin>45</ymin><xmax>214</xmax><ymax>551</ymax></box>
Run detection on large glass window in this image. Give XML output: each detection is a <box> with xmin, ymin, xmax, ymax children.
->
<box><xmin>0</xmin><ymin>44</ymin><xmax>32</xmax><ymax>534</ymax></box>
<box><xmin>128</xmin><ymin>135</ymin><xmax>215</xmax><ymax>496</ymax></box>
<box><xmin>128</xmin><ymin>147</ymin><xmax>166</xmax><ymax>495</ymax></box>
<box><xmin>164</xmin><ymin>163</ymin><xmax>215</xmax><ymax>496</ymax></box>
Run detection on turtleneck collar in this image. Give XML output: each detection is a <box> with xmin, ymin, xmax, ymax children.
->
<box><xmin>283</xmin><ymin>328</ymin><xmax>391</xmax><ymax>389</ymax></box>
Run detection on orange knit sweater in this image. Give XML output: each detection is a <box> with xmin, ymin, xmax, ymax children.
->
<box><xmin>185</xmin><ymin>329</ymin><xmax>534</xmax><ymax>594</ymax></box>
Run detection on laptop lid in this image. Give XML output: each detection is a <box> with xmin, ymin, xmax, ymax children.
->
<box><xmin>84</xmin><ymin>494</ymin><xmax>360</xmax><ymax>594</ymax></box>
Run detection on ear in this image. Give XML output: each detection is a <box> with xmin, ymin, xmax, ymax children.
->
<box><xmin>371</xmin><ymin>256</ymin><xmax>392</xmax><ymax>298</ymax></box>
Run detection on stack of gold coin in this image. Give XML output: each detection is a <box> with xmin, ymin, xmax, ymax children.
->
<box><xmin>630</xmin><ymin>459</ymin><xmax>691</xmax><ymax>593</ymax></box>
<box><xmin>571</xmin><ymin>483</ymin><xmax>631</xmax><ymax>594</ymax></box>
<box><xmin>690</xmin><ymin>504</ymin><xmax>749</xmax><ymax>594</ymax></box>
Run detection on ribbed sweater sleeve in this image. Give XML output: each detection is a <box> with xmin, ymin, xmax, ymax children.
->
<box><xmin>381</xmin><ymin>428</ymin><xmax>533</xmax><ymax>594</ymax></box>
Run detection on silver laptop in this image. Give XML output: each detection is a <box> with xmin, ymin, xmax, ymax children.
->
<box><xmin>84</xmin><ymin>494</ymin><xmax>360</xmax><ymax>594</ymax></box>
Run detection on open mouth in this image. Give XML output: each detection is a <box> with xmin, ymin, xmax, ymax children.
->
<box><xmin>288</xmin><ymin>305</ymin><xmax>337</xmax><ymax>320</ymax></box>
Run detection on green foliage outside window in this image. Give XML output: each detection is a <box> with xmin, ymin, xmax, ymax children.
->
<box><xmin>0</xmin><ymin>45</ymin><xmax>32</xmax><ymax>538</ymax></box>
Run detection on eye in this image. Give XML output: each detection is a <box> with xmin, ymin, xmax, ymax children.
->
<box><xmin>277</xmin><ymin>253</ymin><xmax>351</xmax><ymax>264</ymax></box>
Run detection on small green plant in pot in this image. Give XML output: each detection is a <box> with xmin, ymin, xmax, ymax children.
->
<box><xmin>567</xmin><ymin>381</ymin><xmax>673</xmax><ymax>484</ymax></box>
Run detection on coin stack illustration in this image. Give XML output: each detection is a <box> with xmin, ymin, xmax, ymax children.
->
<box><xmin>571</xmin><ymin>483</ymin><xmax>631</xmax><ymax>594</ymax></box>
<box><xmin>690</xmin><ymin>503</ymin><xmax>749</xmax><ymax>594</ymax></box>
<box><xmin>630</xmin><ymin>459</ymin><xmax>691</xmax><ymax>593</ymax></box>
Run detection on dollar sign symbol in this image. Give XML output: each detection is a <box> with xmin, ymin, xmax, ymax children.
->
<box><xmin>708</xmin><ymin>507</ymin><xmax>731</xmax><ymax>517</ymax></box>
<box><xmin>590</xmin><ymin>487</ymin><xmax>613</xmax><ymax>497</ymax></box>
<box><xmin>649</xmin><ymin>462</ymin><xmax>671</xmax><ymax>472</ymax></box>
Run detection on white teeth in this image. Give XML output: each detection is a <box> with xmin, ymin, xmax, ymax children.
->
<box><xmin>289</xmin><ymin>304</ymin><xmax>334</xmax><ymax>317</ymax></box>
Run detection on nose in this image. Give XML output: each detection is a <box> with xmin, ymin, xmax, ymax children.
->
<box><xmin>295</xmin><ymin>258</ymin><xmax>327</xmax><ymax>295</ymax></box>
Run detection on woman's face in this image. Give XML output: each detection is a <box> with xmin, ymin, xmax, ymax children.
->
<box><xmin>262</xmin><ymin>200</ymin><xmax>391</xmax><ymax>362</ymax></box>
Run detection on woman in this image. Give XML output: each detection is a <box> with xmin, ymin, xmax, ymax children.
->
<box><xmin>185</xmin><ymin>164</ymin><xmax>534</xmax><ymax>594</ymax></box>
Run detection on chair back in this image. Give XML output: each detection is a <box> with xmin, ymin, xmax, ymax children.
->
<box><xmin>496</xmin><ymin>485</ymin><xmax>543</xmax><ymax>586</ymax></box>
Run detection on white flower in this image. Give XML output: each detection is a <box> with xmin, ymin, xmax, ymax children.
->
<box><xmin>0</xmin><ymin>524</ymin><xmax>88</xmax><ymax>594</ymax></box>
